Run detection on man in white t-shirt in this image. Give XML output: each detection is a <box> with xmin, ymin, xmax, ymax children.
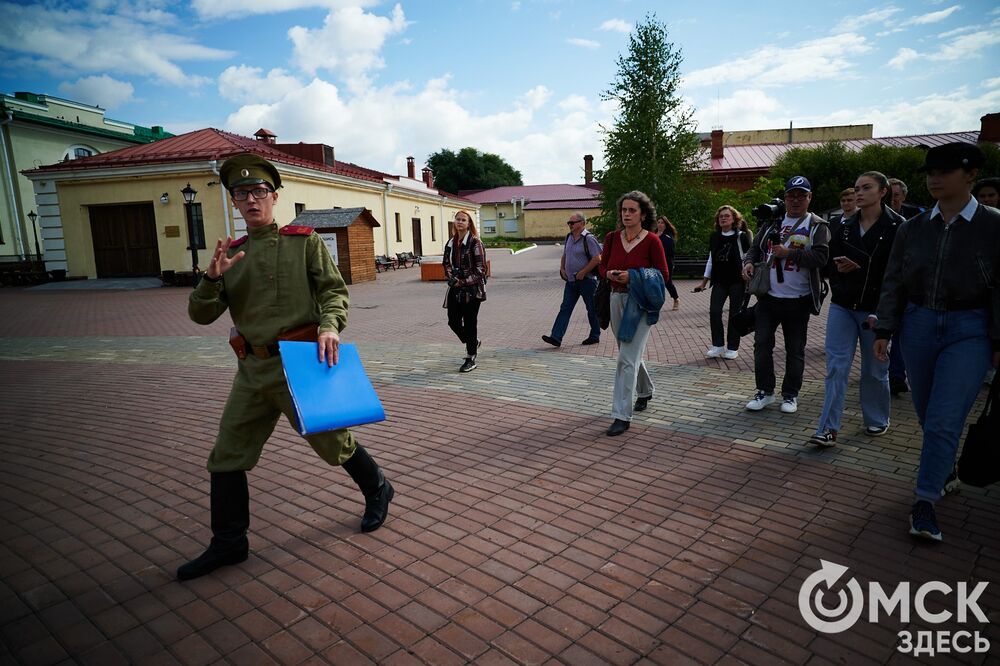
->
<box><xmin>742</xmin><ymin>176</ymin><xmax>831</xmax><ymax>414</ymax></box>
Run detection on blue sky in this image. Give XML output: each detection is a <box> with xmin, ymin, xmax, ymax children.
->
<box><xmin>2</xmin><ymin>0</ymin><xmax>998</xmax><ymax>183</ymax></box>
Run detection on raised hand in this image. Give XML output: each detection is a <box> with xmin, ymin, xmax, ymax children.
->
<box><xmin>206</xmin><ymin>237</ymin><xmax>245</xmax><ymax>279</ymax></box>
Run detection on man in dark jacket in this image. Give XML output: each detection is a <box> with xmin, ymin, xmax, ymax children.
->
<box><xmin>742</xmin><ymin>176</ymin><xmax>830</xmax><ymax>415</ymax></box>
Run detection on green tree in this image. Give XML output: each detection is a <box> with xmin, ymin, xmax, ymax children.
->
<box><xmin>426</xmin><ymin>147</ymin><xmax>522</xmax><ymax>194</ymax></box>
<box><xmin>593</xmin><ymin>14</ymin><xmax>705</xmax><ymax>242</ymax></box>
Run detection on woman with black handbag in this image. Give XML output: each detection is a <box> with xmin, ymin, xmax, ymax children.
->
<box><xmin>874</xmin><ymin>143</ymin><xmax>1000</xmax><ymax>542</ymax></box>
<box><xmin>443</xmin><ymin>210</ymin><xmax>487</xmax><ymax>373</ymax></box>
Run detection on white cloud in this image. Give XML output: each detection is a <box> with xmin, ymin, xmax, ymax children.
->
<box><xmin>58</xmin><ymin>75</ymin><xmax>135</xmax><ymax>109</ymax></box>
<box><xmin>692</xmin><ymin>89</ymin><xmax>783</xmax><ymax>133</ymax></box>
<box><xmin>599</xmin><ymin>19</ymin><xmax>632</xmax><ymax>33</ymax></box>
<box><xmin>901</xmin><ymin>5</ymin><xmax>961</xmax><ymax>26</ymax></box>
<box><xmin>684</xmin><ymin>34</ymin><xmax>871</xmax><ymax>88</ymax></box>
<box><xmin>218</xmin><ymin>66</ymin><xmax>303</xmax><ymax>104</ymax></box>
<box><xmin>888</xmin><ymin>47</ymin><xmax>919</xmax><ymax>69</ymax></box>
<box><xmin>520</xmin><ymin>85</ymin><xmax>551</xmax><ymax>110</ymax></box>
<box><xmin>938</xmin><ymin>24</ymin><xmax>976</xmax><ymax>38</ymax></box>
<box><xmin>984</xmin><ymin>76</ymin><xmax>1000</xmax><ymax>89</ymax></box>
<box><xmin>567</xmin><ymin>38</ymin><xmax>600</xmax><ymax>49</ymax></box>
<box><xmin>831</xmin><ymin>6</ymin><xmax>902</xmax><ymax>34</ymax></box>
<box><xmin>224</xmin><ymin>77</ymin><xmax>609</xmax><ymax>184</ymax></box>
<box><xmin>787</xmin><ymin>86</ymin><xmax>1000</xmax><ymax>137</ymax></box>
<box><xmin>511</xmin><ymin>1</ymin><xmax>521</xmax><ymax>10</ymax></box>
<box><xmin>928</xmin><ymin>29</ymin><xmax>1000</xmax><ymax>61</ymax></box>
<box><xmin>0</xmin><ymin>1</ymin><xmax>231</xmax><ymax>86</ymax></box>
<box><xmin>288</xmin><ymin>3</ymin><xmax>408</xmax><ymax>92</ymax></box>
<box><xmin>191</xmin><ymin>0</ymin><xmax>377</xmax><ymax>20</ymax></box>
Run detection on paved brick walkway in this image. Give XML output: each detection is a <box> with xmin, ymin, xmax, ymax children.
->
<box><xmin>1</xmin><ymin>245</ymin><xmax>997</xmax><ymax>665</ymax></box>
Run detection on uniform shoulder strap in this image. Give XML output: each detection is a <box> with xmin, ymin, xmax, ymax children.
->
<box><xmin>230</xmin><ymin>235</ymin><xmax>249</xmax><ymax>248</ymax></box>
<box><xmin>279</xmin><ymin>225</ymin><xmax>314</xmax><ymax>236</ymax></box>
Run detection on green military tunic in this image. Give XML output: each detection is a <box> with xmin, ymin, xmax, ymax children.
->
<box><xmin>189</xmin><ymin>222</ymin><xmax>357</xmax><ymax>472</ymax></box>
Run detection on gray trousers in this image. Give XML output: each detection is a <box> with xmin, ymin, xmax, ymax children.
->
<box><xmin>609</xmin><ymin>292</ymin><xmax>655</xmax><ymax>421</ymax></box>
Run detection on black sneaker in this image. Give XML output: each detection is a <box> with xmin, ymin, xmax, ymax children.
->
<box><xmin>866</xmin><ymin>424</ymin><xmax>889</xmax><ymax>437</ymax></box>
<box><xmin>581</xmin><ymin>337</ymin><xmax>600</xmax><ymax>345</ymax></box>
<box><xmin>909</xmin><ymin>500</ymin><xmax>942</xmax><ymax>542</ymax></box>
<box><xmin>541</xmin><ymin>335</ymin><xmax>561</xmax><ymax>347</ymax></box>
<box><xmin>809</xmin><ymin>430</ymin><xmax>836</xmax><ymax>447</ymax></box>
<box><xmin>460</xmin><ymin>357</ymin><xmax>477</xmax><ymax>373</ymax></box>
<box><xmin>890</xmin><ymin>377</ymin><xmax>909</xmax><ymax>396</ymax></box>
<box><xmin>634</xmin><ymin>396</ymin><xmax>650</xmax><ymax>412</ymax></box>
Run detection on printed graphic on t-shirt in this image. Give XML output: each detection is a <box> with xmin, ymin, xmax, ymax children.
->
<box><xmin>767</xmin><ymin>221</ymin><xmax>810</xmax><ymax>272</ymax></box>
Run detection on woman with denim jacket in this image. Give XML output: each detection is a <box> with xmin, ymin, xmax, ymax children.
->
<box><xmin>874</xmin><ymin>142</ymin><xmax>1000</xmax><ymax>542</ymax></box>
<box><xmin>443</xmin><ymin>210</ymin><xmax>487</xmax><ymax>373</ymax></box>
<box><xmin>810</xmin><ymin>171</ymin><xmax>903</xmax><ymax>448</ymax></box>
<box><xmin>599</xmin><ymin>190</ymin><xmax>669</xmax><ymax>437</ymax></box>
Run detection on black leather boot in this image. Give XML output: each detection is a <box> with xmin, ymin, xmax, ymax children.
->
<box><xmin>342</xmin><ymin>444</ymin><xmax>394</xmax><ymax>533</ymax></box>
<box><xmin>177</xmin><ymin>471</ymin><xmax>250</xmax><ymax>581</ymax></box>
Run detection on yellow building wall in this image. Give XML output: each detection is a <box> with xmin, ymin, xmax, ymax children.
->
<box><xmin>478</xmin><ymin>203</ymin><xmax>519</xmax><ymax>238</ymax></box>
<box><xmin>523</xmin><ymin>208</ymin><xmax>602</xmax><ymax>240</ymax></box>
<box><xmin>47</xmin><ymin>170</ymin><xmax>476</xmax><ymax>277</ymax></box>
<box><xmin>2</xmin><ymin>122</ymin><xmax>136</xmax><ymax>260</ymax></box>
<box><xmin>54</xmin><ymin>173</ymin><xmax>223</xmax><ymax>278</ymax></box>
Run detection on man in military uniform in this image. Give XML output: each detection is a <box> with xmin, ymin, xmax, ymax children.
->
<box><xmin>178</xmin><ymin>153</ymin><xmax>394</xmax><ymax>581</ymax></box>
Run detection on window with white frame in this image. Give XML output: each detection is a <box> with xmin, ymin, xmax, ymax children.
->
<box><xmin>482</xmin><ymin>220</ymin><xmax>497</xmax><ymax>234</ymax></box>
<box><xmin>62</xmin><ymin>144</ymin><xmax>97</xmax><ymax>161</ymax></box>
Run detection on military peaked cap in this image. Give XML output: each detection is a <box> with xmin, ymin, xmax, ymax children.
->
<box><xmin>220</xmin><ymin>154</ymin><xmax>282</xmax><ymax>190</ymax></box>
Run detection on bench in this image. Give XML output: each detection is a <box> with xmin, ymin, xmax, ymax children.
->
<box><xmin>670</xmin><ymin>255</ymin><xmax>706</xmax><ymax>279</ymax></box>
<box><xmin>375</xmin><ymin>255</ymin><xmax>396</xmax><ymax>272</ymax></box>
<box><xmin>395</xmin><ymin>252</ymin><xmax>421</xmax><ymax>268</ymax></box>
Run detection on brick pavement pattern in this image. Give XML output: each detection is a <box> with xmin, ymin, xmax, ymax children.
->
<box><xmin>1</xmin><ymin>245</ymin><xmax>998</xmax><ymax>665</ymax></box>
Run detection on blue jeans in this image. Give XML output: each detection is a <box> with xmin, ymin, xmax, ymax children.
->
<box><xmin>816</xmin><ymin>303</ymin><xmax>889</xmax><ymax>434</ymax></box>
<box><xmin>549</xmin><ymin>277</ymin><xmax>600</xmax><ymax>342</ymax></box>
<box><xmin>901</xmin><ymin>305</ymin><xmax>991</xmax><ymax>503</ymax></box>
<box><xmin>888</xmin><ymin>330</ymin><xmax>906</xmax><ymax>381</ymax></box>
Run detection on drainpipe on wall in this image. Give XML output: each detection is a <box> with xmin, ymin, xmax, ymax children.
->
<box><xmin>0</xmin><ymin>110</ymin><xmax>27</xmax><ymax>259</ymax></box>
<box><xmin>382</xmin><ymin>183</ymin><xmax>393</xmax><ymax>254</ymax></box>
<box><xmin>209</xmin><ymin>160</ymin><xmax>232</xmax><ymax>237</ymax></box>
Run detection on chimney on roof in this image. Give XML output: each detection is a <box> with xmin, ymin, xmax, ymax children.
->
<box><xmin>406</xmin><ymin>156</ymin><xmax>415</xmax><ymax>179</ymax></box>
<box><xmin>980</xmin><ymin>113</ymin><xmax>1000</xmax><ymax>143</ymax></box>
<box><xmin>422</xmin><ymin>167</ymin><xmax>434</xmax><ymax>189</ymax></box>
<box><xmin>584</xmin><ymin>154</ymin><xmax>594</xmax><ymax>184</ymax></box>
<box><xmin>710</xmin><ymin>128</ymin><xmax>724</xmax><ymax>160</ymax></box>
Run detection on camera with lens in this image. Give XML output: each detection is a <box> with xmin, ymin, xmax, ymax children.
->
<box><xmin>447</xmin><ymin>267</ymin><xmax>467</xmax><ymax>287</ymax></box>
<box><xmin>752</xmin><ymin>198</ymin><xmax>786</xmax><ymax>223</ymax></box>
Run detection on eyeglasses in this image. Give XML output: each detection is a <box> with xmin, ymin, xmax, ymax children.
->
<box><xmin>231</xmin><ymin>187</ymin><xmax>273</xmax><ymax>201</ymax></box>
<box><xmin>567</xmin><ymin>219</ymin><xmax>582</xmax><ymax>226</ymax></box>
<box><xmin>785</xmin><ymin>191</ymin><xmax>809</xmax><ymax>201</ymax></box>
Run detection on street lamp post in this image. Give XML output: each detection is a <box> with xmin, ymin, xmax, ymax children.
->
<box><xmin>181</xmin><ymin>183</ymin><xmax>199</xmax><ymax>280</ymax></box>
<box><xmin>27</xmin><ymin>210</ymin><xmax>41</xmax><ymax>269</ymax></box>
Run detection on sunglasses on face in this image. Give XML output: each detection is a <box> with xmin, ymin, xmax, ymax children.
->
<box><xmin>231</xmin><ymin>187</ymin><xmax>273</xmax><ymax>201</ymax></box>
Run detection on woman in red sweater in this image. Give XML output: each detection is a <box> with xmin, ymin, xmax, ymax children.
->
<box><xmin>600</xmin><ymin>190</ymin><xmax>670</xmax><ymax>436</ymax></box>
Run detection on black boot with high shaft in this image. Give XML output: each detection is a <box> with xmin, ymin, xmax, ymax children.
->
<box><xmin>177</xmin><ymin>470</ymin><xmax>250</xmax><ymax>581</ymax></box>
<box><xmin>342</xmin><ymin>444</ymin><xmax>394</xmax><ymax>532</ymax></box>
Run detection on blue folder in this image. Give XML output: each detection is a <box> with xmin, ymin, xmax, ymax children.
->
<box><xmin>278</xmin><ymin>341</ymin><xmax>386</xmax><ymax>435</ymax></box>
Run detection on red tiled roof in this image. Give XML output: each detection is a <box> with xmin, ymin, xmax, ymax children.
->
<box><xmin>698</xmin><ymin>131</ymin><xmax>986</xmax><ymax>172</ymax></box>
<box><xmin>27</xmin><ymin>127</ymin><xmax>391</xmax><ymax>184</ymax></box>
<box><xmin>463</xmin><ymin>183</ymin><xmax>600</xmax><ymax>205</ymax></box>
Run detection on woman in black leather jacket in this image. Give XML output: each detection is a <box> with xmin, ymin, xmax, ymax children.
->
<box><xmin>810</xmin><ymin>171</ymin><xmax>903</xmax><ymax>448</ymax></box>
<box><xmin>874</xmin><ymin>142</ymin><xmax>1000</xmax><ymax>542</ymax></box>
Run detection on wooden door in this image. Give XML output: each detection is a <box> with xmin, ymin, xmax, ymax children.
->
<box><xmin>411</xmin><ymin>218</ymin><xmax>423</xmax><ymax>256</ymax></box>
<box><xmin>89</xmin><ymin>204</ymin><xmax>160</xmax><ymax>277</ymax></box>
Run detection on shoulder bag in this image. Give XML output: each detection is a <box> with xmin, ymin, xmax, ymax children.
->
<box><xmin>956</xmin><ymin>378</ymin><xmax>1000</xmax><ymax>487</ymax></box>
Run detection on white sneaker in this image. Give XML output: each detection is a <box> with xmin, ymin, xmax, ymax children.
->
<box><xmin>746</xmin><ymin>390</ymin><xmax>775</xmax><ymax>411</ymax></box>
<box><xmin>722</xmin><ymin>349</ymin><xmax>739</xmax><ymax>359</ymax></box>
<box><xmin>705</xmin><ymin>346</ymin><xmax>725</xmax><ymax>358</ymax></box>
<box><xmin>780</xmin><ymin>397</ymin><xmax>798</xmax><ymax>413</ymax></box>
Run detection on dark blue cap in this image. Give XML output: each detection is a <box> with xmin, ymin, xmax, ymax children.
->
<box><xmin>785</xmin><ymin>176</ymin><xmax>812</xmax><ymax>193</ymax></box>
